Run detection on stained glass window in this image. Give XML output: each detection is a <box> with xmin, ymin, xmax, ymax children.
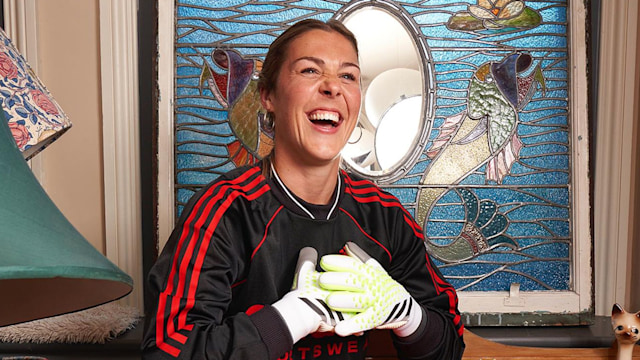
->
<box><xmin>169</xmin><ymin>0</ymin><xmax>591</xmax><ymax>325</ymax></box>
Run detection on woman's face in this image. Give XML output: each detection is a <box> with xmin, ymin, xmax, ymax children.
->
<box><xmin>261</xmin><ymin>29</ymin><xmax>361</xmax><ymax>168</ymax></box>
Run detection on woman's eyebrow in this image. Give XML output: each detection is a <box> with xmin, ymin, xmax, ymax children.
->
<box><xmin>342</xmin><ymin>61</ymin><xmax>360</xmax><ymax>70</ymax></box>
<box><xmin>294</xmin><ymin>56</ymin><xmax>360</xmax><ymax>70</ymax></box>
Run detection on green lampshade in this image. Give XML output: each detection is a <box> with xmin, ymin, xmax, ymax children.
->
<box><xmin>0</xmin><ymin>112</ymin><xmax>133</xmax><ymax>327</ymax></box>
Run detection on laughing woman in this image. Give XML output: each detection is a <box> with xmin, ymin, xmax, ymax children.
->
<box><xmin>142</xmin><ymin>19</ymin><xmax>465</xmax><ymax>360</ymax></box>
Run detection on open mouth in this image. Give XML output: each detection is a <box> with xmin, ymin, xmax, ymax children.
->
<box><xmin>309</xmin><ymin>111</ymin><xmax>341</xmax><ymax>127</ymax></box>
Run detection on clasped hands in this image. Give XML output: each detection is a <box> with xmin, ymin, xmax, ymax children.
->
<box><xmin>273</xmin><ymin>242</ymin><xmax>422</xmax><ymax>342</ymax></box>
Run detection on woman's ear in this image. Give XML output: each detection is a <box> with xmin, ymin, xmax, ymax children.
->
<box><xmin>260</xmin><ymin>87</ymin><xmax>274</xmax><ymax>113</ymax></box>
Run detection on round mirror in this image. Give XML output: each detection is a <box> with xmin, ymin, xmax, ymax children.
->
<box><xmin>336</xmin><ymin>3</ymin><xmax>432</xmax><ymax>182</ymax></box>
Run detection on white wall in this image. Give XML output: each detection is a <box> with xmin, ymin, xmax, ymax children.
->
<box><xmin>34</xmin><ymin>0</ymin><xmax>106</xmax><ymax>253</ymax></box>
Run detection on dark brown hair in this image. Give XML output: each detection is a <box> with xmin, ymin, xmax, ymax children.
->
<box><xmin>257</xmin><ymin>19</ymin><xmax>359</xmax><ymax>96</ymax></box>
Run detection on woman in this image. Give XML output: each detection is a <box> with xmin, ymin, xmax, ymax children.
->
<box><xmin>142</xmin><ymin>19</ymin><xmax>465</xmax><ymax>359</ymax></box>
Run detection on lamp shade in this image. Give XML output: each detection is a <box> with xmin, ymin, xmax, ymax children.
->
<box><xmin>0</xmin><ymin>27</ymin><xmax>71</xmax><ymax>160</ymax></box>
<box><xmin>0</xmin><ymin>112</ymin><xmax>132</xmax><ymax>327</ymax></box>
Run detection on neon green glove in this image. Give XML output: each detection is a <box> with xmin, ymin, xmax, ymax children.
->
<box><xmin>318</xmin><ymin>242</ymin><xmax>423</xmax><ymax>337</ymax></box>
<box><xmin>272</xmin><ymin>247</ymin><xmax>351</xmax><ymax>343</ymax></box>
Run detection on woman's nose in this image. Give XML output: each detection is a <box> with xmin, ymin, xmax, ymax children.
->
<box><xmin>320</xmin><ymin>75</ymin><xmax>341</xmax><ymax>97</ymax></box>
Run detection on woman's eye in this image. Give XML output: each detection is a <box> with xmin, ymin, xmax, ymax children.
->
<box><xmin>341</xmin><ymin>73</ymin><xmax>357</xmax><ymax>81</ymax></box>
<box><xmin>301</xmin><ymin>68</ymin><xmax>319</xmax><ymax>75</ymax></box>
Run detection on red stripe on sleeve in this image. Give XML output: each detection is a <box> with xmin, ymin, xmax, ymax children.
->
<box><xmin>179</xmin><ymin>183</ymin><xmax>270</xmax><ymax>330</ymax></box>
<box><xmin>155</xmin><ymin>167</ymin><xmax>267</xmax><ymax>357</ymax></box>
<box><xmin>343</xmin><ymin>175</ymin><xmax>424</xmax><ymax>240</ymax></box>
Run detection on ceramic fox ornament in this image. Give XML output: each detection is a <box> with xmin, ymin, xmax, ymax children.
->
<box><xmin>612</xmin><ymin>303</ymin><xmax>640</xmax><ymax>360</ymax></box>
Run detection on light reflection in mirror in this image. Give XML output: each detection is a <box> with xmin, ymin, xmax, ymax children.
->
<box><xmin>375</xmin><ymin>95</ymin><xmax>423</xmax><ymax>170</ymax></box>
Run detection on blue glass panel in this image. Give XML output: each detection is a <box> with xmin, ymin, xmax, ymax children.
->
<box><xmin>173</xmin><ymin>0</ymin><xmax>574</xmax><ymax>294</ymax></box>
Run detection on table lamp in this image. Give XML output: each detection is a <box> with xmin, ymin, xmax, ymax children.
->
<box><xmin>0</xmin><ymin>28</ymin><xmax>133</xmax><ymax>327</ymax></box>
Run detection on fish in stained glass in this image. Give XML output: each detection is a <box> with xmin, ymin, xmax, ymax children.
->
<box><xmin>199</xmin><ymin>49</ymin><xmax>273</xmax><ymax>166</ymax></box>
<box><xmin>417</xmin><ymin>53</ymin><xmax>545</xmax><ymax>263</ymax></box>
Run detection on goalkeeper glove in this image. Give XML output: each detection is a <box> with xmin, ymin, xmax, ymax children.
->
<box><xmin>319</xmin><ymin>242</ymin><xmax>423</xmax><ymax>338</ymax></box>
<box><xmin>272</xmin><ymin>247</ymin><xmax>349</xmax><ymax>343</ymax></box>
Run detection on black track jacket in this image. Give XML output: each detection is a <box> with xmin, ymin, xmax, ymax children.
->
<box><xmin>142</xmin><ymin>163</ymin><xmax>465</xmax><ymax>359</ymax></box>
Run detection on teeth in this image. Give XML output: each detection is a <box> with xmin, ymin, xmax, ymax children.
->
<box><xmin>309</xmin><ymin>111</ymin><xmax>340</xmax><ymax>124</ymax></box>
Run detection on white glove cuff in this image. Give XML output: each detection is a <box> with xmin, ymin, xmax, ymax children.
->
<box><xmin>273</xmin><ymin>295</ymin><xmax>321</xmax><ymax>343</ymax></box>
<box><xmin>392</xmin><ymin>298</ymin><xmax>423</xmax><ymax>338</ymax></box>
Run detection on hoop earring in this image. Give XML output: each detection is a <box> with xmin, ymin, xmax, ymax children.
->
<box><xmin>261</xmin><ymin>112</ymin><xmax>275</xmax><ymax>135</ymax></box>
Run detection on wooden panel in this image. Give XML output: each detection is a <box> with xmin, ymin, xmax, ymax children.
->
<box><xmin>365</xmin><ymin>330</ymin><xmax>640</xmax><ymax>360</ymax></box>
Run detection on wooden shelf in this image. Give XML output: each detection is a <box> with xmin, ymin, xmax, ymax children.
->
<box><xmin>365</xmin><ymin>329</ymin><xmax>640</xmax><ymax>360</ymax></box>
<box><xmin>461</xmin><ymin>330</ymin><xmax>640</xmax><ymax>359</ymax></box>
